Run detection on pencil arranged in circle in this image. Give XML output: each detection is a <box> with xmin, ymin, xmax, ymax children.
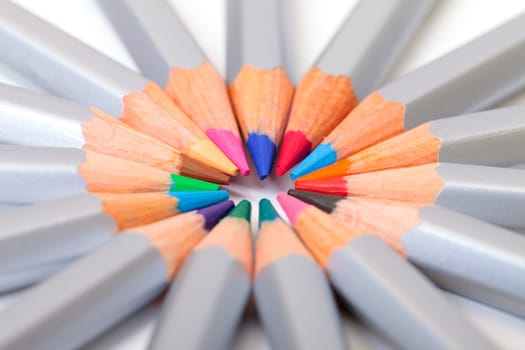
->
<box><xmin>149</xmin><ymin>200</ymin><xmax>251</xmax><ymax>350</ymax></box>
<box><xmin>0</xmin><ymin>191</ymin><xmax>204</xmax><ymax>293</ymax></box>
<box><xmin>288</xmin><ymin>192</ymin><xmax>525</xmax><ymax>320</ymax></box>
<box><xmin>294</xmin><ymin>162</ymin><xmax>525</xmax><ymax>230</ymax></box>
<box><xmin>277</xmin><ymin>193</ymin><xmax>496</xmax><ymax>350</ymax></box>
<box><xmin>227</xmin><ymin>0</ymin><xmax>294</xmax><ymax>179</ymax></box>
<box><xmin>254</xmin><ymin>199</ymin><xmax>348</xmax><ymax>350</ymax></box>
<box><xmin>98</xmin><ymin>0</ymin><xmax>250</xmax><ymax>175</ymax></box>
<box><xmin>293</xmin><ymin>13</ymin><xmax>525</xmax><ymax>179</ymax></box>
<box><xmin>275</xmin><ymin>0</ymin><xmax>433</xmax><ymax>176</ymax></box>
<box><xmin>298</xmin><ymin>105</ymin><xmax>525</xmax><ymax>181</ymax></box>
<box><xmin>0</xmin><ymin>84</ymin><xmax>230</xmax><ymax>184</ymax></box>
<box><xmin>0</xmin><ymin>4</ymin><xmax>237</xmax><ymax>177</ymax></box>
<box><xmin>0</xmin><ymin>145</ymin><xmax>229</xmax><ymax>205</ymax></box>
<box><xmin>0</xmin><ymin>200</ymin><xmax>234</xmax><ymax>350</ymax></box>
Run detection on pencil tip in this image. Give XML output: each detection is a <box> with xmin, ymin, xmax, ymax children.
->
<box><xmin>258</xmin><ymin>199</ymin><xmax>279</xmax><ymax>226</ymax></box>
<box><xmin>275</xmin><ymin>131</ymin><xmax>312</xmax><ymax>176</ymax></box>
<box><xmin>291</xmin><ymin>143</ymin><xmax>337</xmax><ymax>180</ymax></box>
<box><xmin>295</xmin><ymin>159</ymin><xmax>350</xmax><ymax>182</ymax></box>
<box><xmin>227</xmin><ymin>200</ymin><xmax>251</xmax><ymax>222</ymax></box>
<box><xmin>276</xmin><ymin>192</ymin><xmax>308</xmax><ymax>224</ymax></box>
<box><xmin>169</xmin><ymin>174</ymin><xmax>220</xmax><ymax>191</ymax></box>
<box><xmin>207</xmin><ymin>129</ymin><xmax>251</xmax><ymax>176</ymax></box>
<box><xmin>287</xmin><ymin>189</ymin><xmax>341</xmax><ymax>213</ymax></box>
<box><xmin>295</xmin><ymin>177</ymin><xmax>349</xmax><ymax>196</ymax></box>
<box><xmin>170</xmin><ymin>190</ymin><xmax>229</xmax><ymax>212</ymax></box>
<box><xmin>247</xmin><ymin>133</ymin><xmax>276</xmax><ymax>180</ymax></box>
<box><xmin>197</xmin><ymin>200</ymin><xmax>235</xmax><ymax>230</ymax></box>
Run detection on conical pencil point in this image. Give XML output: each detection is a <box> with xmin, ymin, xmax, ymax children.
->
<box><xmin>287</xmin><ymin>189</ymin><xmax>341</xmax><ymax>213</ymax></box>
<box><xmin>258</xmin><ymin>199</ymin><xmax>279</xmax><ymax>226</ymax></box>
<box><xmin>276</xmin><ymin>192</ymin><xmax>308</xmax><ymax>224</ymax></box>
<box><xmin>197</xmin><ymin>200</ymin><xmax>235</xmax><ymax>230</ymax></box>
<box><xmin>170</xmin><ymin>174</ymin><xmax>220</xmax><ymax>191</ymax></box>
<box><xmin>296</xmin><ymin>159</ymin><xmax>350</xmax><ymax>182</ymax></box>
<box><xmin>171</xmin><ymin>190</ymin><xmax>229</xmax><ymax>212</ymax></box>
<box><xmin>247</xmin><ymin>133</ymin><xmax>277</xmax><ymax>180</ymax></box>
<box><xmin>275</xmin><ymin>131</ymin><xmax>312</xmax><ymax>176</ymax></box>
<box><xmin>207</xmin><ymin>129</ymin><xmax>250</xmax><ymax>176</ymax></box>
<box><xmin>228</xmin><ymin>200</ymin><xmax>252</xmax><ymax>222</ymax></box>
<box><xmin>295</xmin><ymin>177</ymin><xmax>348</xmax><ymax>196</ymax></box>
<box><xmin>291</xmin><ymin>143</ymin><xmax>337</xmax><ymax>180</ymax></box>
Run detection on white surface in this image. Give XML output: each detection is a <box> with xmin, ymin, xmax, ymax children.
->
<box><xmin>1</xmin><ymin>0</ymin><xmax>525</xmax><ymax>349</ymax></box>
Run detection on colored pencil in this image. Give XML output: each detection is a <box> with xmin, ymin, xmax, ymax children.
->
<box><xmin>0</xmin><ymin>4</ymin><xmax>238</xmax><ymax>176</ymax></box>
<box><xmin>98</xmin><ymin>0</ymin><xmax>249</xmax><ymax>175</ymax></box>
<box><xmin>254</xmin><ymin>199</ymin><xmax>347</xmax><ymax>350</ymax></box>
<box><xmin>0</xmin><ymin>145</ymin><xmax>228</xmax><ymax>204</ymax></box>
<box><xmin>294</xmin><ymin>163</ymin><xmax>525</xmax><ymax>230</ymax></box>
<box><xmin>0</xmin><ymin>200</ymin><xmax>234</xmax><ymax>350</ymax></box>
<box><xmin>227</xmin><ymin>0</ymin><xmax>294</xmax><ymax>179</ymax></box>
<box><xmin>0</xmin><ymin>191</ymin><xmax>208</xmax><ymax>292</ymax></box>
<box><xmin>275</xmin><ymin>0</ymin><xmax>433</xmax><ymax>176</ymax></box>
<box><xmin>0</xmin><ymin>83</ymin><xmax>230</xmax><ymax>184</ymax></box>
<box><xmin>277</xmin><ymin>193</ymin><xmax>495</xmax><ymax>350</ymax></box>
<box><xmin>149</xmin><ymin>200</ymin><xmax>251</xmax><ymax>350</ymax></box>
<box><xmin>288</xmin><ymin>191</ymin><xmax>525</xmax><ymax>319</ymax></box>
<box><xmin>293</xmin><ymin>13</ymin><xmax>525</xmax><ymax>179</ymax></box>
<box><xmin>298</xmin><ymin>106</ymin><xmax>525</xmax><ymax>180</ymax></box>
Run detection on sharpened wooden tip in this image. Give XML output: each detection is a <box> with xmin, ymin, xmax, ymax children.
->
<box><xmin>196</xmin><ymin>200</ymin><xmax>253</xmax><ymax>274</ymax></box>
<box><xmin>287</xmin><ymin>68</ymin><xmax>358</xmax><ymax>146</ymax></box>
<box><xmin>137</xmin><ymin>211</ymin><xmax>209</xmax><ymax>279</ymax></box>
<box><xmin>277</xmin><ymin>193</ymin><xmax>361</xmax><ymax>267</ymax></box>
<box><xmin>96</xmin><ymin>192</ymin><xmax>180</xmax><ymax>230</ymax></box>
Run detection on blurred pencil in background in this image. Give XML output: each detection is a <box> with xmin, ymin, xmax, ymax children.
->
<box><xmin>0</xmin><ymin>200</ymin><xmax>234</xmax><ymax>350</ymax></box>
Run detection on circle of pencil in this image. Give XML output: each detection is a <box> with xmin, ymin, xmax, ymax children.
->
<box><xmin>294</xmin><ymin>163</ymin><xmax>525</xmax><ymax>230</ymax></box>
<box><xmin>288</xmin><ymin>191</ymin><xmax>525</xmax><ymax>320</ymax></box>
<box><xmin>227</xmin><ymin>0</ymin><xmax>294</xmax><ymax>180</ymax></box>
<box><xmin>98</xmin><ymin>0</ymin><xmax>250</xmax><ymax>175</ymax></box>
<box><xmin>0</xmin><ymin>191</ymin><xmax>216</xmax><ymax>293</ymax></box>
<box><xmin>254</xmin><ymin>199</ymin><xmax>348</xmax><ymax>350</ymax></box>
<box><xmin>275</xmin><ymin>0</ymin><xmax>434</xmax><ymax>177</ymax></box>
<box><xmin>0</xmin><ymin>145</ymin><xmax>228</xmax><ymax>204</ymax></box>
<box><xmin>0</xmin><ymin>83</ymin><xmax>230</xmax><ymax>184</ymax></box>
<box><xmin>292</xmin><ymin>14</ymin><xmax>525</xmax><ymax>179</ymax></box>
<box><xmin>277</xmin><ymin>192</ymin><xmax>496</xmax><ymax>350</ymax></box>
<box><xmin>0</xmin><ymin>200</ymin><xmax>234</xmax><ymax>350</ymax></box>
<box><xmin>148</xmin><ymin>200</ymin><xmax>252</xmax><ymax>350</ymax></box>
<box><xmin>296</xmin><ymin>105</ymin><xmax>525</xmax><ymax>181</ymax></box>
<box><xmin>0</xmin><ymin>3</ymin><xmax>238</xmax><ymax>177</ymax></box>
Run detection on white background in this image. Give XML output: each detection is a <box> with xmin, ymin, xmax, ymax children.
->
<box><xmin>1</xmin><ymin>0</ymin><xmax>525</xmax><ymax>349</ymax></box>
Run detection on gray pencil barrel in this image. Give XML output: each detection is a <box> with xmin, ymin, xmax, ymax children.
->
<box><xmin>328</xmin><ymin>235</ymin><xmax>495</xmax><ymax>350</ymax></box>
<box><xmin>149</xmin><ymin>247</ymin><xmax>250</xmax><ymax>350</ymax></box>
<box><xmin>0</xmin><ymin>258</ymin><xmax>73</xmax><ymax>293</ymax></box>
<box><xmin>0</xmin><ymin>193</ymin><xmax>117</xmax><ymax>293</ymax></box>
<box><xmin>226</xmin><ymin>0</ymin><xmax>285</xmax><ymax>82</ymax></box>
<box><xmin>254</xmin><ymin>255</ymin><xmax>348</xmax><ymax>350</ymax></box>
<box><xmin>0</xmin><ymin>146</ymin><xmax>87</xmax><ymax>204</ymax></box>
<box><xmin>0</xmin><ymin>233</ymin><xmax>169</xmax><ymax>350</ymax></box>
<box><xmin>0</xmin><ymin>1</ymin><xmax>148</xmax><ymax>116</ymax></box>
<box><xmin>316</xmin><ymin>0</ymin><xmax>434</xmax><ymax>98</ymax></box>
<box><xmin>430</xmin><ymin>106</ymin><xmax>525</xmax><ymax>166</ymax></box>
<box><xmin>403</xmin><ymin>205</ymin><xmax>525</xmax><ymax>319</ymax></box>
<box><xmin>379</xmin><ymin>13</ymin><xmax>525</xmax><ymax>128</ymax></box>
<box><xmin>0</xmin><ymin>83</ymin><xmax>89</xmax><ymax>148</ymax></box>
<box><xmin>435</xmin><ymin>163</ymin><xmax>525</xmax><ymax>230</ymax></box>
<box><xmin>99</xmin><ymin>0</ymin><xmax>206</xmax><ymax>86</ymax></box>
